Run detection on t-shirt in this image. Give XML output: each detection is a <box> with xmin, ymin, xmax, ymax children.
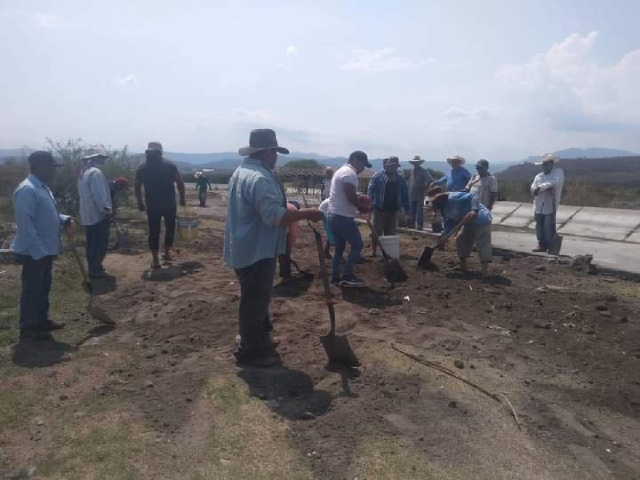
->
<box><xmin>328</xmin><ymin>164</ymin><xmax>358</xmax><ymax>217</ymax></box>
<box><xmin>381</xmin><ymin>180</ymin><xmax>399</xmax><ymax>212</ymax></box>
<box><xmin>135</xmin><ymin>159</ymin><xmax>180</xmax><ymax>211</ymax></box>
<box><xmin>467</xmin><ymin>174</ymin><xmax>498</xmax><ymax>209</ymax></box>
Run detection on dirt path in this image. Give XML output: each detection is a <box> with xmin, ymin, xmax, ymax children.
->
<box><xmin>1</xmin><ymin>195</ymin><xmax>640</xmax><ymax>479</ymax></box>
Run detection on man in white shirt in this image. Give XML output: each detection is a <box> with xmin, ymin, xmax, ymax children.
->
<box><xmin>465</xmin><ymin>159</ymin><xmax>498</xmax><ymax>210</ymax></box>
<box><xmin>530</xmin><ymin>153</ymin><xmax>565</xmax><ymax>253</ymax></box>
<box><xmin>328</xmin><ymin>151</ymin><xmax>372</xmax><ymax>286</ymax></box>
<box><xmin>78</xmin><ymin>148</ymin><xmax>112</xmax><ymax>278</ymax></box>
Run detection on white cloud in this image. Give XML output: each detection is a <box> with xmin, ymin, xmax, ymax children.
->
<box><xmin>340</xmin><ymin>48</ymin><xmax>437</xmax><ymax>72</ymax></box>
<box><xmin>495</xmin><ymin>31</ymin><xmax>640</xmax><ymax>132</ymax></box>
<box><xmin>441</xmin><ymin>107</ymin><xmax>497</xmax><ymax>129</ymax></box>
<box><xmin>115</xmin><ymin>74</ymin><xmax>140</xmax><ymax>86</ymax></box>
<box><xmin>285</xmin><ymin>45</ymin><xmax>298</xmax><ymax>56</ymax></box>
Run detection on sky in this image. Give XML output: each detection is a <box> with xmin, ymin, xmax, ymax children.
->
<box><xmin>1</xmin><ymin>0</ymin><xmax>640</xmax><ymax>161</ymax></box>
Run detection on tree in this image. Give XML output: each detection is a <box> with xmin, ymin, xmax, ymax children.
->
<box><xmin>284</xmin><ymin>159</ymin><xmax>322</xmax><ymax>169</ymax></box>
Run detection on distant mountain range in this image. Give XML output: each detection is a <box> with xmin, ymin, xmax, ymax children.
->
<box><xmin>2</xmin><ymin>147</ymin><xmax>638</xmax><ymax>175</ymax></box>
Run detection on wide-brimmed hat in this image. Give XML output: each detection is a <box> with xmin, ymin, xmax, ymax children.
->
<box><xmin>83</xmin><ymin>147</ymin><xmax>108</xmax><ymax>161</ymax></box>
<box><xmin>385</xmin><ymin>156</ymin><xmax>400</xmax><ymax>167</ymax></box>
<box><xmin>535</xmin><ymin>153</ymin><xmax>560</xmax><ymax>165</ymax></box>
<box><xmin>409</xmin><ymin>155</ymin><xmax>425</xmax><ymax>164</ymax></box>
<box><xmin>447</xmin><ymin>155</ymin><xmax>466</xmax><ymax>165</ymax></box>
<box><xmin>145</xmin><ymin>141</ymin><xmax>163</xmax><ymax>154</ymax></box>
<box><xmin>239</xmin><ymin>129</ymin><xmax>289</xmax><ymax>156</ymax></box>
<box><xmin>28</xmin><ymin>151</ymin><xmax>62</xmax><ymax>167</ymax></box>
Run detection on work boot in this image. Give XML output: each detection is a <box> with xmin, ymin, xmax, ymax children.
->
<box><xmin>44</xmin><ymin>319</ymin><xmax>66</xmax><ymax>331</ymax></box>
<box><xmin>20</xmin><ymin>330</ymin><xmax>53</xmax><ymax>341</ymax></box>
<box><xmin>532</xmin><ymin>245</ymin><xmax>547</xmax><ymax>253</ymax></box>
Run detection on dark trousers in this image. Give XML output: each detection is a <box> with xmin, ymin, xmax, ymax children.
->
<box><xmin>535</xmin><ymin>212</ymin><xmax>557</xmax><ymax>250</ymax></box>
<box><xmin>198</xmin><ymin>189</ymin><xmax>207</xmax><ymax>206</ymax></box>
<box><xmin>234</xmin><ymin>258</ymin><xmax>276</xmax><ymax>358</ymax></box>
<box><xmin>85</xmin><ymin>219</ymin><xmax>110</xmax><ymax>276</ymax></box>
<box><xmin>18</xmin><ymin>255</ymin><xmax>53</xmax><ymax>332</ymax></box>
<box><xmin>410</xmin><ymin>198</ymin><xmax>425</xmax><ymax>229</ymax></box>
<box><xmin>147</xmin><ymin>207</ymin><xmax>177</xmax><ymax>251</ymax></box>
<box><xmin>278</xmin><ymin>237</ymin><xmax>292</xmax><ymax>278</ymax></box>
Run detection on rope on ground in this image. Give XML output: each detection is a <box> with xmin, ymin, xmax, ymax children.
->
<box><xmin>390</xmin><ymin>343</ymin><xmax>522</xmax><ymax>430</ymax></box>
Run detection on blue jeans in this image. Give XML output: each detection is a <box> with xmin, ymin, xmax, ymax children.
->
<box><xmin>85</xmin><ymin>219</ymin><xmax>110</xmax><ymax>276</ymax></box>
<box><xmin>410</xmin><ymin>199</ymin><xmax>424</xmax><ymax>229</ymax></box>
<box><xmin>18</xmin><ymin>255</ymin><xmax>53</xmax><ymax>332</ymax></box>
<box><xmin>329</xmin><ymin>214</ymin><xmax>363</xmax><ymax>282</ymax></box>
<box><xmin>535</xmin><ymin>212</ymin><xmax>556</xmax><ymax>250</ymax></box>
<box><xmin>198</xmin><ymin>189</ymin><xmax>207</xmax><ymax>206</ymax></box>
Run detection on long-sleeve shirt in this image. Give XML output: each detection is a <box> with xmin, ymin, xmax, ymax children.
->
<box><xmin>195</xmin><ymin>175</ymin><xmax>211</xmax><ymax>192</ymax></box>
<box><xmin>224</xmin><ymin>158</ymin><xmax>287</xmax><ymax>269</ymax></box>
<box><xmin>367</xmin><ymin>171</ymin><xmax>410</xmax><ymax>213</ymax></box>
<box><xmin>436</xmin><ymin>191</ymin><xmax>492</xmax><ymax>234</ymax></box>
<box><xmin>530</xmin><ymin>168</ymin><xmax>565</xmax><ymax>215</ymax></box>
<box><xmin>433</xmin><ymin>167</ymin><xmax>472</xmax><ymax>192</ymax></box>
<box><xmin>466</xmin><ymin>173</ymin><xmax>498</xmax><ymax>210</ymax></box>
<box><xmin>10</xmin><ymin>174</ymin><xmax>70</xmax><ymax>260</ymax></box>
<box><xmin>78</xmin><ymin>166</ymin><xmax>112</xmax><ymax>226</ymax></box>
<box><xmin>409</xmin><ymin>166</ymin><xmax>432</xmax><ymax>201</ymax></box>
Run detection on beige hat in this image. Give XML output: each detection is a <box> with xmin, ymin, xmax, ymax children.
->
<box><xmin>409</xmin><ymin>155</ymin><xmax>425</xmax><ymax>164</ymax></box>
<box><xmin>146</xmin><ymin>141</ymin><xmax>163</xmax><ymax>154</ymax></box>
<box><xmin>535</xmin><ymin>153</ymin><xmax>560</xmax><ymax>165</ymax></box>
<box><xmin>447</xmin><ymin>155</ymin><xmax>466</xmax><ymax>165</ymax></box>
<box><xmin>83</xmin><ymin>147</ymin><xmax>108</xmax><ymax>161</ymax></box>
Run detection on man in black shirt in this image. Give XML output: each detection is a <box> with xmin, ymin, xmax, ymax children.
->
<box><xmin>135</xmin><ymin>142</ymin><xmax>186</xmax><ymax>269</ymax></box>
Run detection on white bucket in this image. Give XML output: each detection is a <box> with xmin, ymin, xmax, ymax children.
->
<box><xmin>378</xmin><ymin>235</ymin><xmax>400</xmax><ymax>259</ymax></box>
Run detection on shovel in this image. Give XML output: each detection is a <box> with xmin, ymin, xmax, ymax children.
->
<box><xmin>112</xmin><ymin>218</ymin><xmax>129</xmax><ymax>249</ymax></box>
<box><xmin>418</xmin><ymin>216</ymin><xmax>467</xmax><ymax>269</ymax></box>
<box><xmin>64</xmin><ymin>231</ymin><xmax>116</xmax><ymax>326</ymax></box>
<box><xmin>366</xmin><ymin>220</ymin><xmax>408</xmax><ymax>284</ymax></box>
<box><xmin>302</xmin><ymin>196</ymin><xmax>359</xmax><ymax>367</ymax></box>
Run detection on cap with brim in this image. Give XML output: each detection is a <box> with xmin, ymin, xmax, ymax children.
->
<box><xmin>28</xmin><ymin>151</ymin><xmax>62</xmax><ymax>167</ymax></box>
<box><xmin>409</xmin><ymin>155</ymin><xmax>425</xmax><ymax>164</ymax></box>
<box><xmin>386</xmin><ymin>156</ymin><xmax>400</xmax><ymax>167</ymax></box>
<box><xmin>238</xmin><ymin>129</ymin><xmax>289</xmax><ymax>156</ymax></box>
<box><xmin>83</xmin><ymin>148</ymin><xmax>108</xmax><ymax>161</ymax></box>
<box><xmin>447</xmin><ymin>155</ymin><xmax>466</xmax><ymax>165</ymax></box>
<box><xmin>535</xmin><ymin>153</ymin><xmax>560</xmax><ymax>165</ymax></box>
<box><xmin>145</xmin><ymin>141</ymin><xmax>163</xmax><ymax>154</ymax></box>
<box><xmin>349</xmin><ymin>150</ymin><xmax>372</xmax><ymax>168</ymax></box>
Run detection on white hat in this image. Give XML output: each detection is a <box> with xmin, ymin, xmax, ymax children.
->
<box><xmin>535</xmin><ymin>153</ymin><xmax>560</xmax><ymax>165</ymax></box>
<box><xmin>447</xmin><ymin>155</ymin><xmax>466</xmax><ymax>165</ymax></box>
<box><xmin>83</xmin><ymin>147</ymin><xmax>108</xmax><ymax>161</ymax></box>
<box><xmin>409</xmin><ymin>155</ymin><xmax>425</xmax><ymax>164</ymax></box>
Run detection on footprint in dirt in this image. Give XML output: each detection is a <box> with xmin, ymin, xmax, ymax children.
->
<box><xmin>141</xmin><ymin>262</ymin><xmax>205</xmax><ymax>282</ymax></box>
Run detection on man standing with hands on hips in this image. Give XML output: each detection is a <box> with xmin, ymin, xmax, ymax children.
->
<box><xmin>11</xmin><ymin>151</ymin><xmax>75</xmax><ymax>341</ymax></box>
<box><xmin>224</xmin><ymin>129</ymin><xmax>323</xmax><ymax>368</ymax></box>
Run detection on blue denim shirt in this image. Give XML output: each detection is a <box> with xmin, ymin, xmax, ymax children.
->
<box><xmin>433</xmin><ymin>167</ymin><xmax>472</xmax><ymax>192</ymax></box>
<box><xmin>439</xmin><ymin>192</ymin><xmax>492</xmax><ymax>234</ymax></box>
<box><xmin>11</xmin><ymin>174</ymin><xmax>70</xmax><ymax>260</ymax></box>
<box><xmin>367</xmin><ymin>170</ymin><xmax>410</xmax><ymax>213</ymax></box>
<box><xmin>223</xmin><ymin>158</ymin><xmax>287</xmax><ymax>269</ymax></box>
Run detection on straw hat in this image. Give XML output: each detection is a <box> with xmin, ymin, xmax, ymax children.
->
<box><xmin>535</xmin><ymin>153</ymin><xmax>560</xmax><ymax>165</ymax></box>
<box><xmin>446</xmin><ymin>155</ymin><xmax>466</xmax><ymax>165</ymax></box>
<box><xmin>409</xmin><ymin>155</ymin><xmax>425</xmax><ymax>164</ymax></box>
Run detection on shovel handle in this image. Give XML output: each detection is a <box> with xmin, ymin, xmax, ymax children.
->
<box><xmin>366</xmin><ymin>219</ymin><xmax>392</xmax><ymax>260</ymax></box>
<box><xmin>64</xmin><ymin>230</ymin><xmax>92</xmax><ymax>292</ymax></box>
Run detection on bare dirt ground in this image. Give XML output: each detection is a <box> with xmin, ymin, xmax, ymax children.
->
<box><xmin>1</xmin><ymin>192</ymin><xmax>640</xmax><ymax>479</ymax></box>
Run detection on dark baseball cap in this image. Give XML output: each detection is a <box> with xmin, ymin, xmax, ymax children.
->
<box><xmin>28</xmin><ymin>151</ymin><xmax>62</xmax><ymax>167</ymax></box>
<box><xmin>349</xmin><ymin>150</ymin><xmax>372</xmax><ymax>168</ymax></box>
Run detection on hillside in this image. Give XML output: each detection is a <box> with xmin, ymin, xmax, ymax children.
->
<box><xmin>498</xmin><ymin>156</ymin><xmax>640</xmax><ymax>186</ymax></box>
<box><xmin>522</xmin><ymin>147</ymin><xmax>639</xmax><ymax>163</ymax></box>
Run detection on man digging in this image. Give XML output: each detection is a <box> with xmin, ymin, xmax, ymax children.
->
<box><xmin>224</xmin><ymin>129</ymin><xmax>323</xmax><ymax>368</ymax></box>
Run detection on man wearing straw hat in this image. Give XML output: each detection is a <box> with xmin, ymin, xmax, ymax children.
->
<box><xmin>77</xmin><ymin>147</ymin><xmax>112</xmax><ymax>278</ymax></box>
<box><xmin>531</xmin><ymin>153</ymin><xmax>564</xmax><ymax>253</ymax></box>
<box><xmin>432</xmin><ymin>155</ymin><xmax>472</xmax><ymax>192</ymax></box>
<box><xmin>135</xmin><ymin>142</ymin><xmax>186</xmax><ymax>269</ymax></box>
<box><xmin>408</xmin><ymin>155</ymin><xmax>432</xmax><ymax>230</ymax></box>
<box><xmin>224</xmin><ymin>129</ymin><xmax>323</xmax><ymax>368</ymax></box>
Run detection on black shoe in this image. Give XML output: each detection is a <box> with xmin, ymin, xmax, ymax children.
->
<box><xmin>89</xmin><ymin>272</ymin><xmax>108</xmax><ymax>279</ymax></box>
<box><xmin>20</xmin><ymin>330</ymin><xmax>53</xmax><ymax>341</ymax></box>
<box><xmin>44</xmin><ymin>319</ymin><xmax>65</xmax><ymax>331</ymax></box>
<box><xmin>340</xmin><ymin>275</ymin><xmax>364</xmax><ymax>287</ymax></box>
<box><xmin>235</xmin><ymin>354</ymin><xmax>280</xmax><ymax>368</ymax></box>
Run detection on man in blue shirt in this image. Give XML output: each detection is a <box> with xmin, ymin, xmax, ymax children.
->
<box><xmin>225</xmin><ymin>129</ymin><xmax>323</xmax><ymax>368</ymax></box>
<box><xmin>367</xmin><ymin>157</ymin><xmax>410</xmax><ymax>256</ymax></box>
<box><xmin>432</xmin><ymin>155</ymin><xmax>472</xmax><ymax>192</ymax></box>
<box><xmin>11</xmin><ymin>151</ymin><xmax>75</xmax><ymax>341</ymax></box>
<box><xmin>429</xmin><ymin>187</ymin><xmax>493</xmax><ymax>276</ymax></box>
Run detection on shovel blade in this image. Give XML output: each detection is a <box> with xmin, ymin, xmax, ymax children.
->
<box><xmin>383</xmin><ymin>258</ymin><xmax>408</xmax><ymax>283</ymax></box>
<box><xmin>418</xmin><ymin>246</ymin><xmax>436</xmax><ymax>269</ymax></box>
<box><xmin>320</xmin><ymin>333</ymin><xmax>360</xmax><ymax>368</ymax></box>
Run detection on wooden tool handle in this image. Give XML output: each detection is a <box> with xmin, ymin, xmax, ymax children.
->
<box><xmin>366</xmin><ymin>219</ymin><xmax>391</xmax><ymax>260</ymax></box>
